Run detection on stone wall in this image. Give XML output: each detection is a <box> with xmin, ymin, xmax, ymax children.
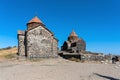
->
<box><xmin>26</xmin><ymin>26</ymin><xmax>55</xmax><ymax>58</ymax></box>
<box><xmin>76</xmin><ymin>42</ymin><xmax>86</xmax><ymax>51</ymax></box>
<box><xmin>52</xmin><ymin>38</ymin><xmax>58</xmax><ymax>56</ymax></box>
<box><xmin>18</xmin><ymin>30</ymin><xmax>25</xmax><ymax>56</ymax></box>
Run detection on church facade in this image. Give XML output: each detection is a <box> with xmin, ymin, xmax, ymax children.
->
<box><xmin>61</xmin><ymin>30</ymin><xmax>86</xmax><ymax>53</ymax></box>
<box><xmin>17</xmin><ymin>16</ymin><xmax>58</xmax><ymax>58</ymax></box>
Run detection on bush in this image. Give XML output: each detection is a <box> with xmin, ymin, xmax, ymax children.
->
<box><xmin>0</xmin><ymin>46</ymin><xmax>12</xmax><ymax>50</ymax></box>
<box><xmin>5</xmin><ymin>46</ymin><xmax>12</xmax><ymax>49</ymax></box>
<box><xmin>13</xmin><ymin>46</ymin><xmax>17</xmax><ymax>48</ymax></box>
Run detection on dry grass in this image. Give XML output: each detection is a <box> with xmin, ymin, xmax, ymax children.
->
<box><xmin>0</xmin><ymin>48</ymin><xmax>18</xmax><ymax>60</ymax></box>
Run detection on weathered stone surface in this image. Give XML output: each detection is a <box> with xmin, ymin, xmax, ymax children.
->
<box><xmin>17</xmin><ymin>16</ymin><xmax>58</xmax><ymax>58</ymax></box>
<box><xmin>52</xmin><ymin>38</ymin><xmax>58</xmax><ymax>56</ymax></box>
<box><xmin>18</xmin><ymin>31</ymin><xmax>25</xmax><ymax>56</ymax></box>
<box><xmin>26</xmin><ymin>26</ymin><xmax>53</xmax><ymax>58</ymax></box>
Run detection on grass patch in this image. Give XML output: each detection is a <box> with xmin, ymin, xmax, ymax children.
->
<box><xmin>4</xmin><ymin>54</ymin><xmax>16</xmax><ymax>59</ymax></box>
<box><xmin>0</xmin><ymin>48</ymin><xmax>18</xmax><ymax>60</ymax></box>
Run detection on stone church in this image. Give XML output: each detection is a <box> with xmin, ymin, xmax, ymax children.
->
<box><xmin>61</xmin><ymin>30</ymin><xmax>86</xmax><ymax>53</ymax></box>
<box><xmin>17</xmin><ymin>16</ymin><xmax>58</xmax><ymax>58</ymax></box>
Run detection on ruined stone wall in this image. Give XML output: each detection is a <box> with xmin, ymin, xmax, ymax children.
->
<box><xmin>18</xmin><ymin>31</ymin><xmax>25</xmax><ymax>56</ymax></box>
<box><xmin>26</xmin><ymin>26</ymin><xmax>54</xmax><ymax>58</ymax></box>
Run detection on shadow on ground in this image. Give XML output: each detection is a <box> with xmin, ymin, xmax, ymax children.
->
<box><xmin>94</xmin><ymin>73</ymin><xmax>120</xmax><ymax>80</ymax></box>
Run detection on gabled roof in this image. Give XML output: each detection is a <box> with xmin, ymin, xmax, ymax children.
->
<box><xmin>28</xmin><ymin>16</ymin><xmax>43</xmax><ymax>23</ymax></box>
<box><xmin>27</xmin><ymin>16</ymin><xmax>54</xmax><ymax>35</ymax></box>
<box><xmin>18</xmin><ymin>30</ymin><xmax>25</xmax><ymax>35</ymax></box>
<box><xmin>69</xmin><ymin>30</ymin><xmax>78</xmax><ymax>37</ymax></box>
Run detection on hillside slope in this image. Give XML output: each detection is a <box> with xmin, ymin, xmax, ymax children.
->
<box><xmin>0</xmin><ymin>48</ymin><xmax>18</xmax><ymax>60</ymax></box>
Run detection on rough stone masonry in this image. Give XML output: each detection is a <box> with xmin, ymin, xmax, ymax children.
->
<box><xmin>17</xmin><ymin>16</ymin><xmax>58</xmax><ymax>58</ymax></box>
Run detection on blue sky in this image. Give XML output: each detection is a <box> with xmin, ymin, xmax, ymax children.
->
<box><xmin>0</xmin><ymin>0</ymin><xmax>120</xmax><ymax>54</ymax></box>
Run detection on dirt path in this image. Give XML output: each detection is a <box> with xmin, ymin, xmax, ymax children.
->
<box><xmin>0</xmin><ymin>59</ymin><xmax>120</xmax><ymax>80</ymax></box>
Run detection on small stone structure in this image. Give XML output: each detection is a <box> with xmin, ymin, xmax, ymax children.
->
<box><xmin>61</xmin><ymin>30</ymin><xmax>86</xmax><ymax>53</ymax></box>
<box><xmin>18</xmin><ymin>16</ymin><xmax>58</xmax><ymax>58</ymax></box>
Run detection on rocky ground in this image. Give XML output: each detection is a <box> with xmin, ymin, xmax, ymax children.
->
<box><xmin>0</xmin><ymin>58</ymin><xmax>120</xmax><ymax>80</ymax></box>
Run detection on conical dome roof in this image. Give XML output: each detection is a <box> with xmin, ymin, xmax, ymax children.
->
<box><xmin>28</xmin><ymin>16</ymin><xmax>43</xmax><ymax>23</ymax></box>
<box><xmin>68</xmin><ymin>30</ymin><xmax>78</xmax><ymax>42</ymax></box>
<box><xmin>27</xmin><ymin>16</ymin><xmax>45</xmax><ymax>30</ymax></box>
<box><xmin>69</xmin><ymin>30</ymin><xmax>78</xmax><ymax>37</ymax></box>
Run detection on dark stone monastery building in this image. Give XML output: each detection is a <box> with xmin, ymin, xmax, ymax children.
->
<box><xmin>18</xmin><ymin>16</ymin><xmax>58</xmax><ymax>58</ymax></box>
<box><xmin>61</xmin><ymin>30</ymin><xmax>86</xmax><ymax>53</ymax></box>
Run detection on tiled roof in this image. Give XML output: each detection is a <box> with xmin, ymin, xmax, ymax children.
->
<box><xmin>28</xmin><ymin>16</ymin><xmax>43</xmax><ymax>23</ymax></box>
